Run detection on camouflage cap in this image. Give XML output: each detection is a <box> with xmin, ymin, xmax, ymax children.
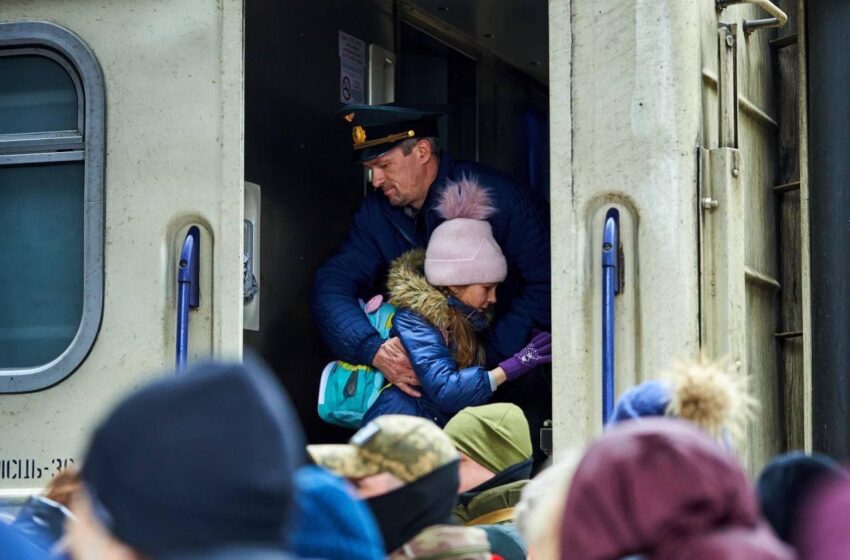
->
<box><xmin>388</xmin><ymin>524</ymin><xmax>491</xmax><ymax>560</ymax></box>
<box><xmin>308</xmin><ymin>415</ymin><xmax>458</xmax><ymax>483</ymax></box>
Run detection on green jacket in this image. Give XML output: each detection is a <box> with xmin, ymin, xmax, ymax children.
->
<box><xmin>452</xmin><ymin>479</ymin><xmax>528</xmax><ymax>526</ymax></box>
<box><xmin>452</xmin><ymin>464</ymin><xmax>532</xmax><ymax>560</ymax></box>
<box><xmin>451</xmin><ymin>481</ymin><xmax>529</xmax><ymax>560</ymax></box>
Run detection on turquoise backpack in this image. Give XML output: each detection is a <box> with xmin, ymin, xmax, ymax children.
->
<box><xmin>317</xmin><ymin>300</ymin><xmax>396</xmax><ymax>429</ymax></box>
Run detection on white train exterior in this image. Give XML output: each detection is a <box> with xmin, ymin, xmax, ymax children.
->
<box><xmin>0</xmin><ymin>0</ymin><xmax>816</xmax><ymax>502</ymax></box>
<box><xmin>0</xmin><ymin>1</ymin><xmax>244</xmax><ymax>500</ymax></box>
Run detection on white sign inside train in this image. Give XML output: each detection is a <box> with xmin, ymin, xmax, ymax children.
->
<box><xmin>339</xmin><ymin>30</ymin><xmax>365</xmax><ymax>104</ymax></box>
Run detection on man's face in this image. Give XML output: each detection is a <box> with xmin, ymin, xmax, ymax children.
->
<box><xmin>66</xmin><ymin>490</ymin><xmax>139</xmax><ymax>560</ymax></box>
<box><xmin>363</xmin><ymin>143</ymin><xmax>428</xmax><ymax>208</ymax></box>
<box><xmin>457</xmin><ymin>451</ymin><xmax>495</xmax><ymax>493</ymax></box>
<box><xmin>348</xmin><ymin>471</ymin><xmax>405</xmax><ymax>499</ymax></box>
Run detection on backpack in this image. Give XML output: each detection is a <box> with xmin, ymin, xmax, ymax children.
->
<box><xmin>317</xmin><ymin>299</ymin><xmax>396</xmax><ymax>429</ymax></box>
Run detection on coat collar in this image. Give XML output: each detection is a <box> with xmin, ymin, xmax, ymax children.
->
<box><xmin>421</xmin><ymin>152</ymin><xmax>454</xmax><ymax>233</ymax></box>
<box><xmin>452</xmin><ymin>459</ymin><xmax>532</xmax><ymax>525</ymax></box>
<box><xmin>453</xmin><ymin>479</ymin><xmax>530</xmax><ymax>525</ymax></box>
<box><xmin>458</xmin><ymin>459</ymin><xmax>534</xmax><ymax>507</ymax></box>
<box><xmin>386</xmin><ymin>249</ymin><xmax>452</xmax><ymax>331</ymax></box>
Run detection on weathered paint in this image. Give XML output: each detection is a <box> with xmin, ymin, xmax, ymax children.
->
<box><xmin>551</xmin><ymin>0</ymin><xmax>802</xmax><ymax>467</ymax></box>
<box><xmin>0</xmin><ymin>0</ymin><xmax>243</xmax><ymax>494</ymax></box>
<box><xmin>705</xmin><ymin>4</ymin><xmax>785</xmax><ymax>470</ymax></box>
<box><xmin>551</xmin><ymin>0</ymin><xmax>702</xmax><ymax>454</ymax></box>
<box><xmin>797</xmin><ymin>0</ymin><xmax>813</xmax><ymax>452</ymax></box>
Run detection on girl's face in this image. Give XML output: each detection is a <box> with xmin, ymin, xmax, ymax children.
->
<box><xmin>450</xmin><ymin>283</ymin><xmax>498</xmax><ymax>311</ymax></box>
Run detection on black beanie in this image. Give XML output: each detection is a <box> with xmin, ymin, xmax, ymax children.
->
<box><xmin>81</xmin><ymin>359</ymin><xmax>305</xmax><ymax>556</ymax></box>
<box><xmin>757</xmin><ymin>451</ymin><xmax>844</xmax><ymax>545</ymax></box>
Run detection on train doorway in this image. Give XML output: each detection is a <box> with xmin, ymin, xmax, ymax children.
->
<box><xmin>242</xmin><ymin>0</ymin><xmax>550</xmax><ymax>443</ymax></box>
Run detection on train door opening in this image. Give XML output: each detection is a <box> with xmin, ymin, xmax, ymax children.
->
<box><xmin>243</xmin><ymin>0</ymin><xmax>550</xmax><ymax>444</ymax></box>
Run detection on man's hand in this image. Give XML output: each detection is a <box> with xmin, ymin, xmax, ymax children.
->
<box><xmin>373</xmin><ymin>337</ymin><xmax>421</xmax><ymax>397</ymax></box>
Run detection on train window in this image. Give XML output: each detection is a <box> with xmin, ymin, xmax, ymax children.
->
<box><xmin>0</xmin><ymin>163</ymin><xmax>85</xmax><ymax>368</ymax></box>
<box><xmin>0</xmin><ymin>55</ymin><xmax>79</xmax><ymax>135</ymax></box>
<box><xmin>0</xmin><ymin>22</ymin><xmax>105</xmax><ymax>392</ymax></box>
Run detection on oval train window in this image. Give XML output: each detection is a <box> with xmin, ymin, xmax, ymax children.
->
<box><xmin>0</xmin><ymin>23</ymin><xmax>105</xmax><ymax>392</ymax></box>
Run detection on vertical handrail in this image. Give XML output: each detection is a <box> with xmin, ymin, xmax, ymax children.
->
<box><xmin>243</xmin><ymin>219</ymin><xmax>258</xmax><ymax>302</ymax></box>
<box><xmin>601</xmin><ymin>209</ymin><xmax>620</xmax><ymax>422</ymax></box>
<box><xmin>176</xmin><ymin>226</ymin><xmax>200</xmax><ymax>370</ymax></box>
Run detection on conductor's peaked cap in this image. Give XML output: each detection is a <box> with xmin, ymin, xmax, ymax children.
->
<box><xmin>338</xmin><ymin>103</ymin><xmax>449</xmax><ymax>162</ymax></box>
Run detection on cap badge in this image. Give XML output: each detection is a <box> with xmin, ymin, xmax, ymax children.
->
<box><xmin>352</xmin><ymin>125</ymin><xmax>367</xmax><ymax>146</ymax></box>
<box><xmin>352</xmin><ymin>129</ymin><xmax>416</xmax><ymax>151</ymax></box>
<box><xmin>343</xmin><ymin>112</ymin><xmax>356</xmax><ymax>123</ymax></box>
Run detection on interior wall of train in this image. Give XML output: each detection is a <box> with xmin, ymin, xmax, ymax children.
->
<box><xmin>242</xmin><ymin>0</ymin><xmax>550</xmax><ymax>443</ymax></box>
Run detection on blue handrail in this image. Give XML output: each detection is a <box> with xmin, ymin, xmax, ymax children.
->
<box><xmin>601</xmin><ymin>209</ymin><xmax>620</xmax><ymax>423</ymax></box>
<box><xmin>176</xmin><ymin>226</ymin><xmax>200</xmax><ymax>370</ymax></box>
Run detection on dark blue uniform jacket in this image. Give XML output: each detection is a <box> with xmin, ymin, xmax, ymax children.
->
<box><xmin>312</xmin><ymin>155</ymin><xmax>551</xmax><ymax>368</ymax></box>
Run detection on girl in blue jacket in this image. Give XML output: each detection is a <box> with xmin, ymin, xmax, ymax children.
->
<box><xmin>362</xmin><ymin>177</ymin><xmax>551</xmax><ymax>427</ymax></box>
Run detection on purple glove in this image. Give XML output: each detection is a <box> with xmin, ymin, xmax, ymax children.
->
<box><xmin>499</xmin><ymin>331</ymin><xmax>552</xmax><ymax>381</ymax></box>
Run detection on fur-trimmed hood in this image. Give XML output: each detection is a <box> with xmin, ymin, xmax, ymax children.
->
<box><xmin>387</xmin><ymin>249</ymin><xmax>453</xmax><ymax>330</ymax></box>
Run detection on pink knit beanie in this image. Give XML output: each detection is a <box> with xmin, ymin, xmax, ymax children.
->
<box><xmin>425</xmin><ymin>176</ymin><xmax>508</xmax><ymax>286</ymax></box>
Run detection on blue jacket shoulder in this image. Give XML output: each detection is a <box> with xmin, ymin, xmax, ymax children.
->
<box><xmin>391</xmin><ymin>308</ymin><xmax>492</xmax><ymax>416</ymax></box>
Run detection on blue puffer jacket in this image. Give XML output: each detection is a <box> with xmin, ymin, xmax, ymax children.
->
<box><xmin>312</xmin><ymin>154</ymin><xmax>550</xmax><ymax>367</ymax></box>
<box><xmin>362</xmin><ymin>250</ymin><xmax>494</xmax><ymax>426</ymax></box>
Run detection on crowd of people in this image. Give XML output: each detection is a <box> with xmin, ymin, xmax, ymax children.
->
<box><xmin>4</xmin><ymin>104</ymin><xmax>848</xmax><ymax>558</ymax></box>
<box><xmin>4</xmin><ymin>357</ymin><xmax>850</xmax><ymax>559</ymax></box>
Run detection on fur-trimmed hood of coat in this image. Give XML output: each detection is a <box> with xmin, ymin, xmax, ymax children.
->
<box><xmin>387</xmin><ymin>249</ymin><xmax>453</xmax><ymax>331</ymax></box>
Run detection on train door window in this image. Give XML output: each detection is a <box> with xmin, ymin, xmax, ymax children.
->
<box><xmin>0</xmin><ymin>54</ymin><xmax>78</xmax><ymax>134</ymax></box>
<box><xmin>0</xmin><ymin>22</ymin><xmax>105</xmax><ymax>392</ymax></box>
<box><xmin>400</xmin><ymin>23</ymin><xmax>478</xmax><ymax>161</ymax></box>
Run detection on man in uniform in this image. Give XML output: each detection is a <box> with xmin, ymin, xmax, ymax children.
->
<box><xmin>308</xmin><ymin>415</ymin><xmax>493</xmax><ymax>559</ymax></box>
<box><xmin>312</xmin><ymin>104</ymin><xmax>551</xmax><ymax>455</ymax></box>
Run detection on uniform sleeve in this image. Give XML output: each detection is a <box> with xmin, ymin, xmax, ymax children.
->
<box><xmin>393</xmin><ymin>309</ymin><xmax>493</xmax><ymax>415</ymax></box>
<box><xmin>485</xmin><ymin>189</ymin><xmax>552</xmax><ymax>365</ymax></box>
<box><xmin>312</xmin><ymin>201</ymin><xmax>388</xmax><ymax>365</ymax></box>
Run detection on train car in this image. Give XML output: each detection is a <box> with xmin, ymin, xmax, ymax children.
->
<box><xmin>552</xmin><ymin>0</ymin><xmax>813</xmax><ymax>472</ymax></box>
<box><xmin>2</xmin><ymin>0</ymin><xmax>842</xmax><ymax>506</ymax></box>
<box><xmin>0</xmin><ymin>0</ymin><xmax>244</xmax><ymax>503</ymax></box>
